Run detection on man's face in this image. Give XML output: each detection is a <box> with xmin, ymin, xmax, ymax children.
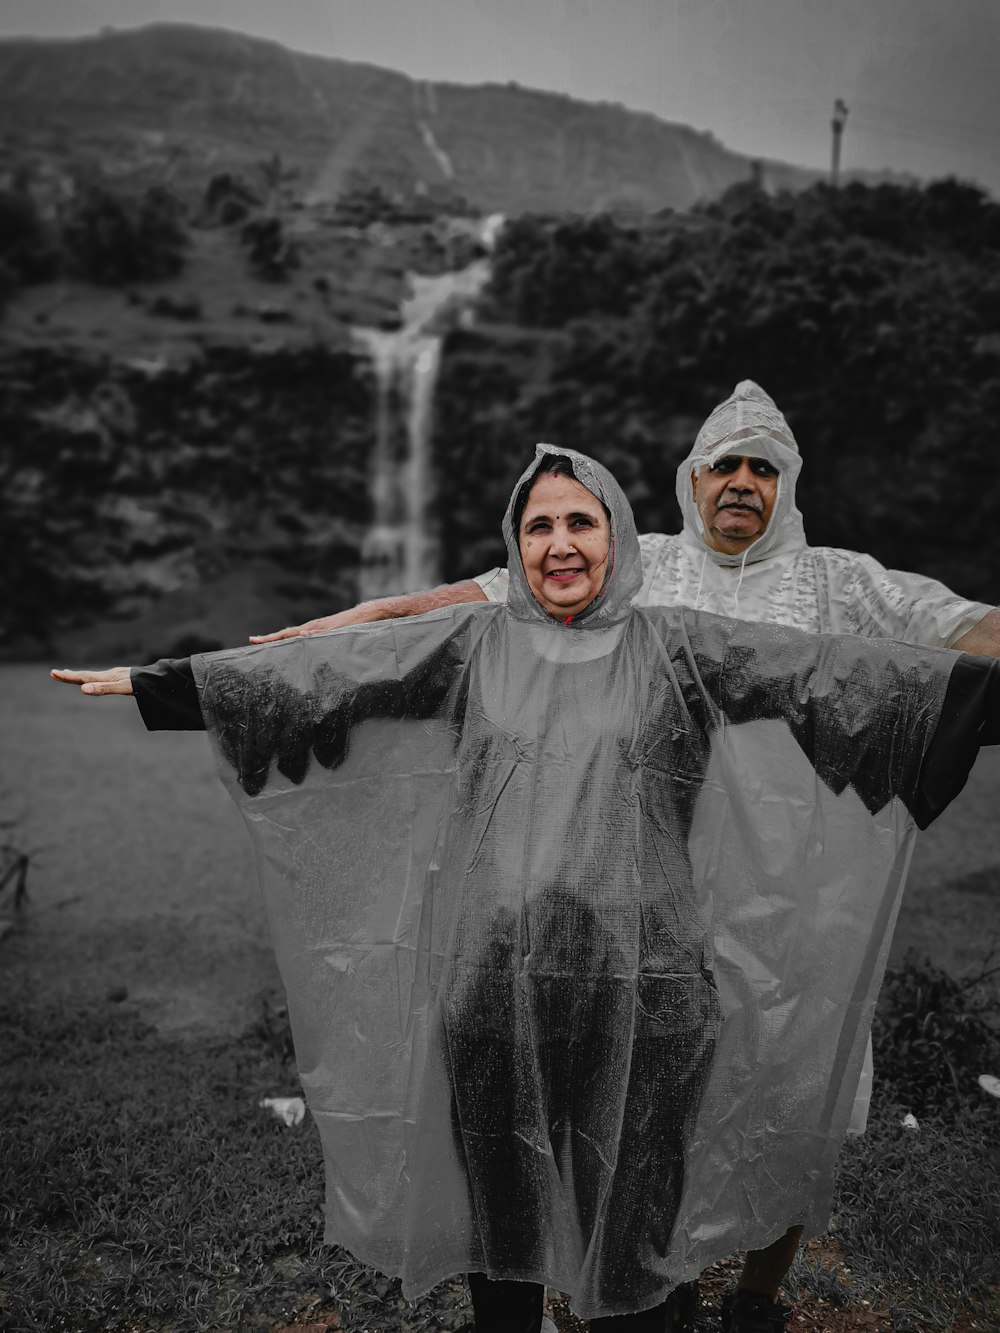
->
<box><xmin>691</xmin><ymin>451</ymin><xmax>779</xmax><ymax>556</ymax></box>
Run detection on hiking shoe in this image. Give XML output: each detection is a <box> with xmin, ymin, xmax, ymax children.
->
<box><xmin>720</xmin><ymin>1289</ymin><xmax>794</xmax><ymax>1332</ymax></box>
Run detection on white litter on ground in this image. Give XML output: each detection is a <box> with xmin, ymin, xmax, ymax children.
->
<box><xmin>260</xmin><ymin>1096</ymin><xmax>306</xmax><ymax>1126</ymax></box>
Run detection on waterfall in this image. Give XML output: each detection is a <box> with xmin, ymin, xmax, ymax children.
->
<box><xmin>355</xmin><ymin>215</ymin><xmax>504</xmax><ymax>601</ymax></box>
<box><xmin>404</xmin><ymin>338</ymin><xmax>442</xmax><ymax>592</ymax></box>
<box><xmin>354</xmin><ymin>330</ymin><xmax>406</xmax><ymax>600</ymax></box>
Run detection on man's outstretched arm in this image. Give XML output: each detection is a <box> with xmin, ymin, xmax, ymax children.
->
<box><xmin>249</xmin><ymin>580</ymin><xmax>489</xmax><ymax>643</ymax></box>
<box><xmin>951</xmin><ymin>608</ymin><xmax>1000</xmax><ymax>657</ymax></box>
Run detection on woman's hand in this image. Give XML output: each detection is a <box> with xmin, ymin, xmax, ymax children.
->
<box><xmin>50</xmin><ymin>667</ymin><xmax>134</xmax><ymax>696</ymax></box>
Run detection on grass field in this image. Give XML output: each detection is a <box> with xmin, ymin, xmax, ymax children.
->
<box><xmin>2</xmin><ymin>988</ymin><xmax>997</xmax><ymax>1333</ymax></box>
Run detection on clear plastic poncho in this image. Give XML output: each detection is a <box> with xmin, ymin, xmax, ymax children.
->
<box><xmin>657</xmin><ymin>380</ymin><xmax>991</xmax><ymax>644</ymax></box>
<box><xmin>191</xmin><ymin>445</ymin><xmax>994</xmax><ymax>1319</ymax></box>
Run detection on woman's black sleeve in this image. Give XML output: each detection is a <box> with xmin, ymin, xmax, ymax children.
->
<box><xmin>912</xmin><ymin>653</ymin><xmax>1000</xmax><ymax>828</ymax></box>
<box><xmin>202</xmin><ymin>633</ymin><xmax>471</xmax><ymax>796</ymax></box>
<box><xmin>131</xmin><ymin>658</ymin><xmax>205</xmax><ymax>731</ymax></box>
<box><xmin>675</xmin><ymin>611</ymin><xmax>1000</xmax><ymax>828</ymax></box>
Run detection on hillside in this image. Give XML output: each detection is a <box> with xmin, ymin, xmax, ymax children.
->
<box><xmin>0</xmin><ymin>22</ymin><xmax>831</xmax><ymax>215</ymax></box>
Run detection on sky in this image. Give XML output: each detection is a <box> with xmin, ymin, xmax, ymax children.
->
<box><xmin>2</xmin><ymin>0</ymin><xmax>999</xmax><ymax>193</ymax></box>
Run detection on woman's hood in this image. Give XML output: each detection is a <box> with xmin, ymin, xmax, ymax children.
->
<box><xmin>503</xmin><ymin>443</ymin><xmax>643</xmax><ymax>626</ymax></box>
<box><xmin>675</xmin><ymin>380</ymin><xmax>806</xmax><ymax>567</ymax></box>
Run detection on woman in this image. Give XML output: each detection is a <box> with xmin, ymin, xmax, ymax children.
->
<box><xmin>53</xmin><ymin>446</ymin><xmax>999</xmax><ymax>1330</ymax></box>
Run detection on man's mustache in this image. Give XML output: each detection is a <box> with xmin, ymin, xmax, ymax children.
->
<box><xmin>716</xmin><ymin>494</ymin><xmax>765</xmax><ymax>514</ymax></box>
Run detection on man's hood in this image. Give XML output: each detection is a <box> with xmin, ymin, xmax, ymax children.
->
<box><xmin>675</xmin><ymin>380</ymin><xmax>806</xmax><ymax>567</ymax></box>
<box><xmin>503</xmin><ymin>443</ymin><xmax>643</xmax><ymax>626</ymax></box>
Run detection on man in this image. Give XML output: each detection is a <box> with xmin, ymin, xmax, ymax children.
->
<box><xmin>83</xmin><ymin>383</ymin><xmax>1000</xmax><ymax>1332</ymax></box>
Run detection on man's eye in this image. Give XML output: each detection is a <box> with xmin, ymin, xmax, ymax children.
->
<box><xmin>752</xmin><ymin>462</ymin><xmax>778</xmax><ymax>477</ymax></box>
<box><xmin>710</xmin><ymin>460</ymin><xmax>738</xmax><ymax>474</ymax></box>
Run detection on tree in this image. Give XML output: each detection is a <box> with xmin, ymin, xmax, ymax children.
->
<box><xmin>434</xmin><ymin>180</ymin><xmax>1000</xmax><ymax>602</ymax></box>
<box><xmin>202</xmin><ymin>173</ymin><xmax>261</xmax><ymax>227</ymax></box>
<box><xmin>239</xmin><ymin>215</ymin><xmax>300</xmax><ymax>281</ymax></box>
<box><xmin>61</xmin><ymin>184</ymin><xmax>188</xmax><ymax>284</ymax></box>
<box><xmin>0</xmin><ymin>187</ymin><xmax>59</xmax><ymax>289</ymax></box>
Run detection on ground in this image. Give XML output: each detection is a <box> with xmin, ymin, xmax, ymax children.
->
<box><xmin>4</xmin><ymin>665</ymin><xmax>999</xmax><ymax>1331</ymax></box>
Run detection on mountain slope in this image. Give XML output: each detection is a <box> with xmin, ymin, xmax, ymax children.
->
<box><xmin>0</xmin><ymin>22</ymin><xmax>825</xmax><ymax>213</ymax></box>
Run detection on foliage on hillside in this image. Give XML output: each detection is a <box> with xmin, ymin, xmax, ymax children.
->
<box><xmin>433</xmin><ymin>180</ymin><xmax>1000</xmax><ymax>604</ymax></box>
<box><xmin>0</xmin><ymin>181</ymin><xmax>190</xmax><ymax>298</ymax></box>
<box><xmin>62</xmin><ymin>184</ymin><xmax>190</xmax><ymax>285</ymax></box>
<box><xmin>0</xmin><ymin>343</ymin><xmax>372</xmax><ymax>657</ymax></box>
<box><xmin>4</xmin><ymin>177</ymin><xmax>999</xmax><ymax>655</ymax></box>
<box><xmin>0</xmin><ymin>171</ymin><xmax>495</xmax><ymax>657</ymax></box>
<box><xmin>0</xmin><ymin>168</ymin><xmax>472</xmax><ymax>312</ymax></box>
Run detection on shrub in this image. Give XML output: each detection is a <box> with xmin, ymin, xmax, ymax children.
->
<box><xmin>240</xmin><ymin>214</ymin><xmax>301</xmax><ymax>281</ymax></box>
<box><xmin>148</xmin><ymin>292</ymin><xmax>202</xmax><ymax>320</ymax></box>
<box><xmin>202</xmin><ymin>171</ymin><xmax>261</xmax><ymax>227</ymax></box>
<box><xmin>61</xmin><ymin>183</ymin><xmax>189</xmax><ymax>284</ymax></box>
<box><xmin>872</xmin><ymin>953</ymin><xmax>1000</xmax><ymax>1114</ymax></box>
<box><xmin>0</xmin><ymin>187</ymin><xmax>59</xmax><ymax>284</ymax></box>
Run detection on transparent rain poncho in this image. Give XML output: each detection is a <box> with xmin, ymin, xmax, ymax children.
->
<box><xmin>191</xmin><ymin>445</ymin><xmax>997</xmax><ymax>1319</ymax></box>
<box><xmin>653</xmin><ymin>380</ymin><xmax>992</xmax><ymax>643</ymax></box>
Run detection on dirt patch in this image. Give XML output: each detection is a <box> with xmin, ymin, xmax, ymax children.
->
<box><xmin>543</xmin><ymin>1243</ymin><xmax>996</xmax><ymax>1332</ymax></box>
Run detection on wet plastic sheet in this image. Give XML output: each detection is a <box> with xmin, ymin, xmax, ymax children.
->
<box><xmin>192</xmin><ymin>447</ymin><xmax>988</xmax><ymax>1319</ymax></box>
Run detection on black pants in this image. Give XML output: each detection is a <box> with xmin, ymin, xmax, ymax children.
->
<box><xmin>448</xmin><ymin>896</ymin><xmax>719</xmax><ymax>1312</ymax></box>
<box><xmin>467</xmin><ymin>1274</ymin><xmax>678</xmax><ymax>1332</ymax></box>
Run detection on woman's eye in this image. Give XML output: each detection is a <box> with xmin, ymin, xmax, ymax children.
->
<box><xmin>571</xmin><ymin>517</ymin><xmax>594</xmax><ymax>528</ymax></box>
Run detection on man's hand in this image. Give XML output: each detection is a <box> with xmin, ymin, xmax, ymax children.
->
<box><xmin>250</xmin><ymin>606</ymin><xmax>383</xmax><ymax>643</ymax></box>
<box><xmin>50</xmin><ymin>667</ymin><xmax>134</xmax><ymax>696</ymax></box>
<box><xmin>249</xmin><ymin>581</ymin><xmax>490</xmax><ymax>643</ymax></box>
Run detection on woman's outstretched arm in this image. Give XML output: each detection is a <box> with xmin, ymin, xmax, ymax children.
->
<box><xmin>50</xmin><ymin>667</ymin><xmax>134</xmax><ymax>696</ymax></box>
<box><xmin>51</xmin><ymin>660</ymin><xmax>204</xmax><ymax>730</ymax></box>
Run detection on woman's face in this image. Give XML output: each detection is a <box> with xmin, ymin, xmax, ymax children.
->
<box><xmin>518</xmin><ymin>471</ymin><xmax>611</xmax><ymax>619</ymax></box>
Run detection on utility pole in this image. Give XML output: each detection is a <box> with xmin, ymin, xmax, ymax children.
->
<box><xmin>830</xmin><ymin>99</ymin><xmax>849</xmax><ymax>186</ymax></box>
